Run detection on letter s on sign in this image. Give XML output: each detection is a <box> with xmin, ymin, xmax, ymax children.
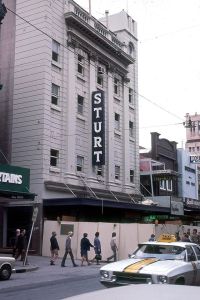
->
<box><xmin>94</xmin><ymin>92</ymin><xmax>102</xmax><ymax>104</ymax></box>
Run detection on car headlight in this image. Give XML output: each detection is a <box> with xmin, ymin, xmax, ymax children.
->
<box><xmin>157</xmin><ymin>275</ymin><xmax>168</xmax><ymax>284</ymax></box>
<box><xmin>100</xmin><ymin>270</ymin><xmax>110</xmax><ymax>279</ymax></box>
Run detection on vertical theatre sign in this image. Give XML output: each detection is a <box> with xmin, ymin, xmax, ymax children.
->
<box><xmin>92</xmin><ymin>91</ymin><xmax>105</xmax><ymax>165</ymax></box>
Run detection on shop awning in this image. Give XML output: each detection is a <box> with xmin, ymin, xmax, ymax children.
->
<box><xmin>43</xmin><ymin>197</ymin><xmax>170</xmax><ymax>213</ymax></box>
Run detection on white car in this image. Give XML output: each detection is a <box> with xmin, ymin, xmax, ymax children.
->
<box><xmin>100</xmin><ymin>234</ymin><xmax>200</xmax><ymax>286</ymax></box>
<box><xmin>0</xmin><ymin>256</ymin><xmax>15</xmax><ymax>280</ymax></box>
<box><xmin>63</xmin><ymin>285</ymin><xmax>200</xmax><ymax>300</ymax></box>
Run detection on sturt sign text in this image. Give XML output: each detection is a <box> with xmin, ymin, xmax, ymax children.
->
<box><xmin>92</xmin><ymin>91</ymin><xmax>105</xmax><ymax>165</ymax></box>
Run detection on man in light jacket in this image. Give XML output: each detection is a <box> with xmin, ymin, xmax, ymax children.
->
<box><xmin>107</xmin><ymin>232</ymin><xmax>118</xmax><ymax>262</ymax></box>
<box><xmin>61</xmin><ymin>231</ymin><xmax>78</xmax><ymax>267</ymax></box>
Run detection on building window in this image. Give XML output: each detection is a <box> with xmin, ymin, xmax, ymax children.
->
<box><xmin>197</xmin><ymin>146</ymin><xmax>200</xmax><ymax>152</ymax></box>
<box><xmin>130</xmin><ymin>169</ymin><xmax>134</xmax><ymax>183</ymax></box>
<box><xmin>114</xmin><ymin>77</ymin><xmax>120</xmax><ymax>95</ymax></box>
<box><xmin>115</xmin><ymin>165</ymin><xmax>120</xmax><ymax>180</ymax></box>
<box><xmin>97</xmin><ymin>67</ymin><xmax>104</xmax><ymax>87</ymax></box>
<box><xmin>78</xmin><ymin>54</ymin><xmax>84</xmax><ymax>75</ymax></box>
<box><xmin>160</xmin><ymin>179</ymin><xmax>173</xmax><ymax>191</ymax></box>
<box><xmin>115</xmin><ymin>113</ymin><xmax>120</xmax><ymax>130</ymax></box>
<box><xmin>128</xmin><ymin>42</ymin><xmax>134</xmax><ymax>56</ymax></box>
<box><xmin>160</xmin><ymin>179</ymin><xmax>166</xmax><ymax>190</ymax></box>
<box><xmin>77</xmin><ymin>155</ymin><xmax>84</xmax><ymax>172</ymax></box>
<box><xmin>167</xmin><ymin>180</ymin><xmax>172</xmax><ymax>191</ymax></box>
<box><xmin>97</xmin><ymin>74</ymin><xmax>103</xmax><ymax>86</ymax></box>
<box><xmin>129</xmin><ymin>121</ymin><xmax>134</xmax><ymax>137</ymax></box>
<box><xmin>189</xmin><ymin>147</ymin><xmax>191</xmax><ymax>152</ymax></box>
<box><xmin>52</xmin><ymin>40</ymin><xmax>60</xmax><ymax>62</ymax></box>
<box><xmin>50</xmin><ymin>149</ymin><xmax>59</xmax><ymax>167</ymax></box>
<box><xmin>77</xmin><ymin>95</ymin><xmax>84</xmax><ymax>115</ymax></box>
<box><xmin>129</xmin><ymin>88</ymin><xmax>133</xmax><ymax>104</ymax></box>
<box><xmin>51</xmin><ymin>83</ymin><xmax>60</xmax><ymax>105</ymax></box>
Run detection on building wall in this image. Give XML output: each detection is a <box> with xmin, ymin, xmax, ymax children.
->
<box><xmin>177</xmin><ymin>148</ymin><xmax>198</xmax><ymax>200</ymax></box>
<box><xmin>185</xmin><ymin>112</ymin><xmax>200</xmax><ymax>155</ymax></box>
<box><xmin>10</xmin><ymin>0</ymin><xmax>139</xmax><ymax>199</ymax></box>
<box><xmin>42</xmin><ymin>220</ymin><xmax>200</xmax><ymax>260</ymax></box>
<box><xmin>42</xmin><ymin>220</ymin><xmax>154</xmax><ymax>260</ymax></box>
<box><xmin>0</xmin><ymin>0</ymin><xmax>16</xmax><ymax>163</ymax></box>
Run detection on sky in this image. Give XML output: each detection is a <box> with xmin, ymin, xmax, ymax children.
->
<box><xmin>75</xmin><ymin>0</ymin><xmax>200</xmax><ymax>150</ymax></box>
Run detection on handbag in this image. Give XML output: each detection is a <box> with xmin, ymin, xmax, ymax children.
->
<box><xmin>95</xmin><ymin>254</ymin><xmax>102</xmax><ymax>260</ymax></box>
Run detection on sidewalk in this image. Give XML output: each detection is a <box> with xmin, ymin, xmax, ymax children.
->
<box><xmin>1</xmin><ymin>253</ymin><xmax>105</xmax><ymax>273</ymax></box>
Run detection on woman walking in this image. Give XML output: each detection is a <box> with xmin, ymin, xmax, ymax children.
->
<box><xmin>93</xmin><ymin>232</ymin><xmax>101</xmax><ymax>265</ymax></box>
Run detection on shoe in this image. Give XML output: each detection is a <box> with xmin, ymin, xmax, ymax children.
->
<box><xmin>50</xmin><ymin>262</ymin><xmax>55</xmax><ymax>265</ymax></box>
<box><xmin>73</xmin><ymin>264</ymin><xmax>78</xmax><ymax>267</ymax></box>
<box><xmin>61</xmin><ymin>265</ymin><xmax>66</xmax><ymax>267</ymax></box>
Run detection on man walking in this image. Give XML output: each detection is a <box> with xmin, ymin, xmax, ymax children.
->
<box><xmin>107</xmin><ymin>232</ymin><xmax>118</xmax><ymax>262</ymax></box>
<box><xmin>80</xmin><ymin>233</ymin><xmax>94</xmax><ymax>266</ymax></box>
<box><xmin>50</xmin><ymin>231</ymin><xmax>59</xmax><ymax>265</ymax></box>
<box><xmin>15</xmin><ymin>229</ymin><xmax>27</xmax><ymax>263</ymax></box>
<box><xmin>12</xmin><ymin>228</ymin><xmax>20</xmax><ymax>257</ymax></box>
<box><xmin>61</xmin><ymin>231</ymin><xmax>78</xmax><ymax>267</ymax></box>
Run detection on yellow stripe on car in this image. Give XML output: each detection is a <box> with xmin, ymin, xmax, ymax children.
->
<box><xmin>124</xmin><ymin>258</ymin><xmax>159</xmax><ymax>273</ymax></box>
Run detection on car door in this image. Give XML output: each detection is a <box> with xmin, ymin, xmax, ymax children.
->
<box><xmin>191</xmin><ymin>245</ymin><xmax>200</xmax><ymax>285</ymax></box>
<box><xmin>185</xmin><ymin>246</ymin><xmax>198</xmax><ymax>285</ymax></box>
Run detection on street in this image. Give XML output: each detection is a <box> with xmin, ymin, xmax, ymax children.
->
<box><xmin>0</xmin><ymin>256</ymin><xmax>105</xmax><ymax>300</ymax></box>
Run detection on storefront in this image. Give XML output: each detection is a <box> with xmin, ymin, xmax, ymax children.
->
<box><xmin>0</xmin><ymin>164</ymin><xmax>36</xmax><ymax>249</ymax></box>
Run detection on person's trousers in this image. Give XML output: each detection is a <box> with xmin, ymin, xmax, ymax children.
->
<box><xmin>61</xmin><ymin>249</ymin><xmax>76</xmax><ymax>266</ymax></box>
<box><xmin>50</xmin><ymin>249</ymin><xmax>59</xmax><ymax>263</ymax></box>
<box><xmin>107</xmin><ymin>249</ymin><xmax>117</xmax><ymax>262</ymax></box>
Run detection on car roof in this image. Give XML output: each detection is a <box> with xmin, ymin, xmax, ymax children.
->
<box><xmin>140</xmin><ymin>241</ymin><xmax>197</xmax><ymax>247</ymax></box>
<box><xmin>64</xmin><ymin>284</ymin><xmax>199</xmax><ymax>300</ymax></box>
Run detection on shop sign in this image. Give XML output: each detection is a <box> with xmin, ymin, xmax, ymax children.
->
<box><xmin>92</xmin><ymin>91</ymin><xmax>105</xmax><ymax>165</ymax></box>
<box><xmin>190</xmin><ymin>155</ymin><xmax>200</xmax><ymax>163</ymax></box>
<box><xmin>0</xmin><ymin>164</ymin><xmax>30</xmax><ymax>193</ymax></box>
<box><xmin>171</xmin><ymin>201</ymin><xmax>184</xmax><ymax>216</ymax></box>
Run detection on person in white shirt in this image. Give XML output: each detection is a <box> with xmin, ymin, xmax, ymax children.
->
<box><xmin>107</xmin><ymin>232</ymin><xmax>118</xmax><ymax>262</ymax></box>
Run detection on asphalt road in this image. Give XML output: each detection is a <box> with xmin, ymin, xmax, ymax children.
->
<box><xmin>0</xmin><ymin>274</ymin><xmax>104</xmax><ymax>300</ymax></box>
<box><xmin>0</xmin><ymin>256</ymin><xmax>106</xmax><ymax>300</ymax></box>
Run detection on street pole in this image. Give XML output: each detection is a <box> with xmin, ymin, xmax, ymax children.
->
<box><xmin>23</xmin><ymin>207</ymin><xmax>38</xmax><ymax>266</ymax></box>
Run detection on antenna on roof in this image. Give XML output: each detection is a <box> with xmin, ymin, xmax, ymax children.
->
<box><xmin>126</xmin><ymin>0</ymin><xmax>129</xmax><ymax>13</ymax></box>
<box><xmin>89</xmin><ymin>0</ymin><xmax>91</xmax><ymax>16</ymax></box>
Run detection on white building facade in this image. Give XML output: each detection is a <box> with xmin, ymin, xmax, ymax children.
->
<box><xmin>0</xmin><ymin>0</ymin><xmax>140</xmax><ymax>251</ymax></box>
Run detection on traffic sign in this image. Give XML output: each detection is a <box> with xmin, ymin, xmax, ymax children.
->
<box><xmin>32</xmin><ymin>207</ymin><xmax>38</xmax><ymax>222</ymax></box>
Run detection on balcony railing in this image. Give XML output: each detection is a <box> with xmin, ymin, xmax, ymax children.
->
<box><xmin>65</xmin><ymin>0</ymin><xmax>124</xmax><ymax>51</ymax></box>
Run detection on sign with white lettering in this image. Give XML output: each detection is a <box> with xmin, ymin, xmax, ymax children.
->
<box><xmin>92</xmin><ymin>91</ymin><xmax>105</xmax><ymax>165</ymax></box>
<box><xmin>0</xmin><ymin>164</ymin><xmax>30</xmax><ymax>193</ymax></box>
<box><xmin>190</xmin><ymin>155</ymin><xmax>200</xmax><ymax>163</ymax></box>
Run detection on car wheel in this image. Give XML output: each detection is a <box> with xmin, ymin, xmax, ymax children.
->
<box><xmin>175</xmin><ymin>277</ymin><xmax>185</xmax><ymax>285</ymax></box>
<box><xmin>0</xmin><ymin>265</ymin><xmax>12</xmax><ymax>280</ymax></box>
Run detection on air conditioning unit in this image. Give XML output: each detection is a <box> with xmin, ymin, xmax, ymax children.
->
<box><xmin>98</xmin><ymin>67</ymin><xmax>105</xmax><ymax>75</ymax></box>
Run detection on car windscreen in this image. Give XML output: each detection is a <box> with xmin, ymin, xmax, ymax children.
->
<box><xmin>133</xmin><ymin>244</ymin><xmax>186</xmax><ymax>260</ymax></box>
